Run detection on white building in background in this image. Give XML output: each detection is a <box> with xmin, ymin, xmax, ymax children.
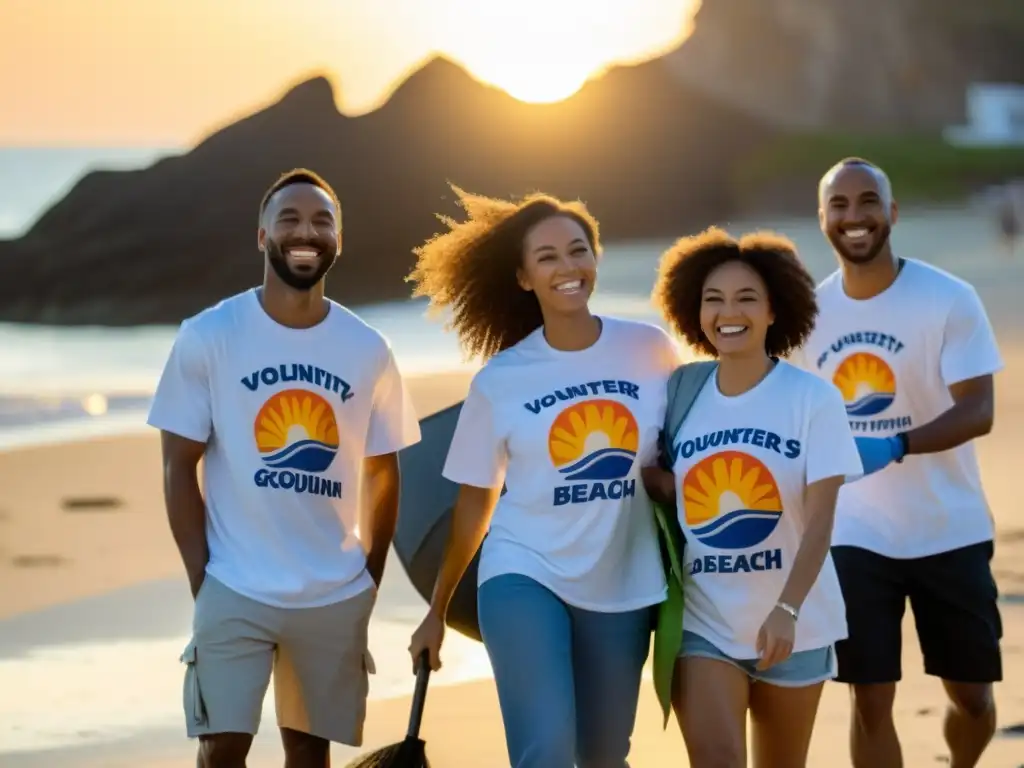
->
<box><xmin>945</xmin><ymin>83</ymin><xmax>1024</xmax><ymax>147</ymax></box>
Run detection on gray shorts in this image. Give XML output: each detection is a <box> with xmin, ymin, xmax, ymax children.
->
<box><xmin>181</xmin><ymin>575</ymin><xmax>376</xmax><ymax>745</ymax></box>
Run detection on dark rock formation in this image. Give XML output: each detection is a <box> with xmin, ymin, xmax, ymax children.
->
<box><xmin>0</xmin><ymin>57</ymin><xmax>777</xmax><ymax>325</ymax></box>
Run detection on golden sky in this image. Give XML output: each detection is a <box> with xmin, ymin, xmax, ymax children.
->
<box><xmin>0</xmin><ymin>0</ymin><xmax>697</xmax><ymax>146</ymax></box>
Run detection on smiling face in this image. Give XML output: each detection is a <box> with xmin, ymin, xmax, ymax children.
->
<box><xmin>699</xmin><ymin>260</ymin><xmax>774</xmax><ymax>358</ymax></box>
<box><xmin>819</xmin><ymin>163</ymin><xmax>897</xmax><ymax>265</ymax></box>
<box><xmin>516</xmin><ymin>215</ymin><xmax>598</xmax><ymax>316</ymax></box>
<box><xmin>259</xmin><ymin>182</ymin><xmax>340</xmax><ymax>291</ymax></box>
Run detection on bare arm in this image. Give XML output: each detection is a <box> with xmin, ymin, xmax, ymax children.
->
<box><xmin>360</xmin><ymin>451</ymin><xmax>401</xmax><ymax>587</ymax></box>
<box><xmin>160</xmin><ymin>431</ymin><xmax>209</xmax><ymax>598</ymax></box>
<box><xmin>429</xmin><ymin>484</ymin><xmax>502</xmax><ymax>619</ymax></box>
<box><xmin>903</xmin><ymin>375</ymin><xmax>994</xmax><ymax>456</ymax></box>
<box><xmin>641</xmin><ymin>465</ymin><xmax>676</xmax><ymax>506</ymax></box>
<box><xmin>778</xmin><ymin>474</ymin><xmax>843</xmax><ymax>612</ymax></box>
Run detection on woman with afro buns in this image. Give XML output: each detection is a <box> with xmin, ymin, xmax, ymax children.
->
<box><xmin>642</xmin><ymin>227</ymin><xmax>862</xmax><ymax>767</ymax></box>
<box><xmin>407</xmin><ymin>186</ymin><xmax>682</xmax><ymax>767</ymax></box>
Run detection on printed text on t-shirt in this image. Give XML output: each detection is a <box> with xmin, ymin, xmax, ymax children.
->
<box><xmin>538</xmin><ymin>383</ymin><xmax>642</xmax><ymax>507</ymax></box>
<box><xmin>523</xmin><ymin>379</ymin><xmax>640</xmax><ymax>414</ymax></box>
<box><xmin>815</xmin><ymin>331</ymin><xmax>912</xmax><ymax>434</ymax></box>
<box><xmin>677</xmin><ymin>430</ymin><xmax>800</xmax><ymax>576</ymax></box>
<box><xmin>246</xmin><ymin>363</ymin><xmax>353</xmax><ymax>500</ymax></box>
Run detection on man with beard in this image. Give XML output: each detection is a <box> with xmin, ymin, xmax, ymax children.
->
<box><xmin>794</xmin><ymin>158</ymin><xmax>1003</xmax><ymax>768</ymax></box>
<box><xmin>147</xmin><ymin>169</ymin><xmax>422</xmax><ymax>768</ymax></box>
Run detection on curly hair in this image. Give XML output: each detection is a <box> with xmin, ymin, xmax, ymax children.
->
<box><xmin>652</xmin><ymin>226</ymin><xmax>817</xmax><ymax>358</ymax></box>
<box><xmin>407</xmin><ymin>185</ymin><xmax>601</xmax><ymax>360</ymax></box>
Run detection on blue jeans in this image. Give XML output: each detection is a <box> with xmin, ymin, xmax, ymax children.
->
<box><xmin>477</xmin><ymin>574</ymin><xmax>652</xmax><ymax>768</ymax></box>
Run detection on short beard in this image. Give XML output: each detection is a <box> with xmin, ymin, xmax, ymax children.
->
<box><xmin>265</xmin><ymin>237</ymin><xmax>337</xmax><ymax>291</ymax></box>
<box><xmin>830</xmin><ymin>222</ymin><xmax>892</xmax><ymax>265</ymax></box>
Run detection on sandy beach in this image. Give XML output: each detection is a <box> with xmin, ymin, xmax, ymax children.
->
<box><xmin>3</xmin><ymin>217</ymin><xmax>1024</xmax><ymax>766</ymax></box>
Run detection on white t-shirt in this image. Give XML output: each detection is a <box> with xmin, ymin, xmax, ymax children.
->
<box><xmin>442</xmin><ymin>317</ymin><xmax>681</xmax><ymax>612</ymax></box>
<box><xmin>795</xmin><ymin>259</ymin><xmax>1004</xmax><ymax>558</ymax></box>
<box><xmin>671</xmin><ymin>362</ymin><xmax>861</xmax><ymax>659</ymax></box>
<box><xmin>147</xmin><ymin>289</ymin><xmax>422</xmax><ymax>608</ymax></box>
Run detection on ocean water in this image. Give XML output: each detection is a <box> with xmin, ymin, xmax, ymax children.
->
<box><xmin>2</xmin><ymin>201</ymin><xmax>1020</xmax><ymax>451</ymax></box>
<box><xmin>0</xmin><ymin>290</ymin><xmax>671</xmax><ymax>451</ymax></box>
<box><xmin>0</xmin><ymin>148</ymin><xmax>1015</xmax><ymax>442</ymax></box>
<box><xmin>0</xmin><ymin>145</ymin><xmax>669</xmax><ymax>448</ymax></box>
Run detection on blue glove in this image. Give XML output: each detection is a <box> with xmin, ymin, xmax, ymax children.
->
<box><xmin>854</xmin><ymin>436</ymin><xmax>906</xmax><ymax>477</ymax></box>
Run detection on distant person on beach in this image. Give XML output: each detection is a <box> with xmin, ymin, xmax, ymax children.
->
<box><xmin>406</xmin><ymin>186</ymin><xmax>681</xmax><ymax>768</ymax></box>
<box><xmin>996</xmin><ymin>181</ymin><xmax>1022</xmax><ymax>258</ymax></box>
<box><xmin>147</xmin><ymin>168</ymin><xmax>421</xmax><ymax>768</ymax></box>
<box><xmin>797</xmin><ymin>157</ymin><xmax>1004</xmax><ymax>768</ymax></box>
<box><xmin>641</xmin><ymin>228</ymin><xmax>860</xmax><ymax>767</ymax></box>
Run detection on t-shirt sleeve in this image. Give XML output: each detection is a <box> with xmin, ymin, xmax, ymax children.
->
<box><xmin>805</xmin><ymin>382</ymin><xmax>863</xmax><ymax>484</ymax></box>
<box><xmin>442</xmin><ymin>376</ymin><xmax>508</xmax><ymax>489</ymax></box>
<box><xmin>653</xmin><ymin>325</ymin><xmax>685</xmax><ymax>375</ymax></box>
<box><xmin>365</xmin><ymin>345</ymin><xmax>422</xmax><ymax>457</ymax></box>
<box><xmin>939</xmin><ymin>286</ymin><xmax>1004</xmax><ymax>386</ymax></box>
<box><xmin>146</xmin><ymin>321</ymin><xmax>213</xmax><ymax>443</ymax></box>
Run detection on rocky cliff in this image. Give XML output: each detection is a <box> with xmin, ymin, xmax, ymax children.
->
<box><xmin>667</xmin><ymin>0</ymin><xmax>1024</xmax><ymax>131</ymax></box>
<box><xmin>0</xmin><ymin>58</ymin><xmax>777</xmax><ymax>325</ymax></box>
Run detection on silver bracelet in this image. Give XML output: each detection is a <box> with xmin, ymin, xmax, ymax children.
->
<box><xmin>776</xmin><ymin>601</ymin><xmax>799</xmax><ymax>621</ymax></box>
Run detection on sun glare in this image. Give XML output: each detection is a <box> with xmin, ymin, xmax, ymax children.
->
<box><xmin>1</xmin><ymin>0</ymin><xmax>698</xmax><ymax>142</ymax></box>
<box><xmin>439</xmin><ymin>0</ymin><xmax>691</xmax><ymax>105</ymax></box>
<box><xmin>497</xmin><ymin>64</ymin><xmax>592</xmax><ymax>104</ymax></box>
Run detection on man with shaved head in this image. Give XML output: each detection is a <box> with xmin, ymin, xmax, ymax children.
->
<box><xmin>794</xmin><ymin>158</ymin><xmax>1003</xmax><ymax>767</ymax></box>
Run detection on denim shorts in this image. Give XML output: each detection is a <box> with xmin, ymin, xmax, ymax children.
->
<box><xmin>680</xmin><ymin>630</ymin><xmax>837</xmax><ymax>687</ymax></box>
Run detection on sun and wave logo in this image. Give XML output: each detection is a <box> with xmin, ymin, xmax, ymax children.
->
<box><xmin>254</xmin><ymin>389</ymin><xmax>340</xmax><ymax>473</ymax></box>
<box><xmin>833</xmin><ymin>352</ymin><xmax>896</xmax><ymax>417</ymax></box>
<box><xmin>548</xmin><ymin>399</ymin><xmax>638</xmax><ymax>481</ymax></box>
<box><xmin>682</xmin><ymin>450</ymin><xmax>782</xmax><ymax>550</ymax></box>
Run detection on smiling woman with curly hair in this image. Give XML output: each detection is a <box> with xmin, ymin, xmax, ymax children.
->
<box><xmin>407</xmin><ymin>185</ymin><xmax>682</xmax><ymax>768</ymax></box>
<box><xmin>644</xmin><ymin>226</ymin><xmax>863</xmax><ymax>768</ymax></box>
<box><xmin>653</xmin><ymin>226</ymin><xmax>819</xmax><ymax>359</ymax></box>
<box><xmin>408</xmin><ymin>186</ymin><xmax>600</xmax><ymax>360</ymax></box>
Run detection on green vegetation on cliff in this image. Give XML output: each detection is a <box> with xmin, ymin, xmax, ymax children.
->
<box><xmin>938</xmin><ymin>0</ymin><xmax>1024</xmax><ymax>25</ymax></box>
<box><xmin>737</xmin><ymin>134</ymin><xmax>1024</xmax><ymax>203</ymax></box>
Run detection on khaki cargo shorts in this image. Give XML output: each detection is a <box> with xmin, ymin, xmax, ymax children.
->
<box><xmin>180</xmin><ymin>576</ymin><xmax>376</xmax><ymax>746</ymax></box>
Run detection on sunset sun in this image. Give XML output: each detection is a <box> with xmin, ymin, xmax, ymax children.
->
<box><xmin>487</xmin><ymin>61</ymin><xmax>593</xmax><ymax>104</ymax></box>
<box><xmin>440</xmin><ymin>0</ymin><xmax>693</xmax><ymax>105</ymax></box>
